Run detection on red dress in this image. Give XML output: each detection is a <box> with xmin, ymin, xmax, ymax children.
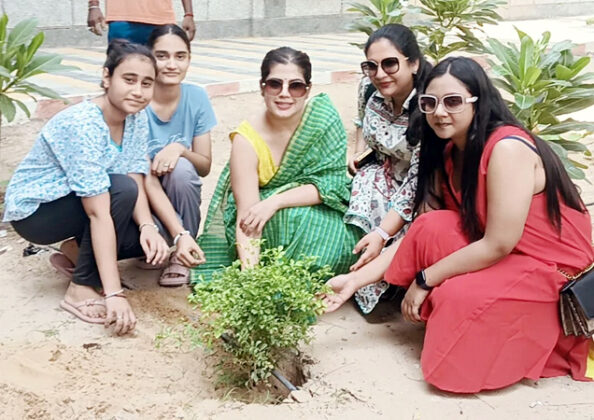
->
<box><xmin>385</xmin><ymin>126</ymin><xmax>594</xmax><ymax>393</ymax></box>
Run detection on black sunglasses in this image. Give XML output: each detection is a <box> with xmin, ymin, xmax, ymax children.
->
<box><xmin>360</xmin><ymin>57</ymin><xmax>403</xmax><ymax>77</ymax></box>
<box><xmin>261</xmin><ymin>78</ymin><xmax>310</xmax><ymax>98</ymax></box>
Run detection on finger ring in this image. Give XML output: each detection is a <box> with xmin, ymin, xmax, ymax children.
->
<box><xmin>87</xmin><ymin>27</ymin><xmax>94</xmax><ymax>31</ymax></box>
<box><xmin>117</xmin><ymin>316</ymin><xmax>123</xmax><ymax>320</ymax></box>
<box><xmin>163</xmin><ymin>163</ymin><xmax>170</xmax><ymax>167</ymax></box>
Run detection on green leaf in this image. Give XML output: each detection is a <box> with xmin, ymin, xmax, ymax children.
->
<box><xmin>540</xmin><ymin>120</ymin><xmax>594</xmax><ymax>135</ymax></box>
<box><xmin>514</xmin><ymin>93</ymin><xmax>536</xmax><ymax>110</ymax></box>
<box><xmin>6</xmin><ymin>17</ymin><xmax>37</xmax><ymax>50</ymax></box>
<box><xmin>565</xmin><ymin>164</ymin><xmax>586</xmax><ymax>180</ymax></box>
<box><xmin>0</xmin><ymin>65</ymin><xmax>11</xmax><ymax>79</ymax></box>
<box><xmin>25</xmin><ymin>32</ymin><xmax>44</xmax><ymax>62</ymax></box>
<box><xmin>0</xmin><ymin>14</ymin><xmax>8</xmax><ymax>44</ymax></box>
<box><xmin>519</xmin><ymin>34</ymin><xmax>535</xmax><ymax>78</ymax></box>
<box><xmin>523</xmin><ymin>66</ymin><xmax>542</xmax><ymax>88</ymax></box>
<box><xmin>0</xmin><ymin>93</ymin><xmax>17</xmax><ymax>122</ymax></box>
<box><xmin>16</xmin><ymin>82</ymin><xmax>63</xmax><ymax>100</ymax></box>
<box><xmin>568</xmin><ymin>158</ymin><xmax>588</xmax><ymax>169</ymax></box>
<box><xmin>555</xmin><ymin>97</ymin><xmax>594</xmax><ymax>115</ymax></box>
<box><xmin>555</xmin><ymin>64</ymin><xmax>573</xmax><ymax>80</ymax></box>
<box><xmin>11</xmin><ymin>97</ymin><xmax>30</xmax><ymax>118</ymax></box>
<box><xmin>569</xmin><ymin>56</ymin><xmax>590</xmax><ymax>75</ymax></box>
<box><xmin>20</xmin><ymin>54</ymin><xmax>77</xmax><ymax>79</ymax></box>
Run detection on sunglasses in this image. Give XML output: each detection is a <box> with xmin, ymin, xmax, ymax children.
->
<box><xmin>418</xmin><ymin>94</ymin><xmax>478</xmax><ymax>114</ymax></box>
<box><xmin>360</xmin><ymin>57</ymin><xmax>403</xmax><ymax>77</ymax></box>
<box><xmin>261</xmin><ymin>78</ymin><xmax>310</xmax><ymax>98</ymax></box>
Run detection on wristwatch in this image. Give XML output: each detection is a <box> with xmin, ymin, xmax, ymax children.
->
<box><xmin>415</xmin><ymin>270</ymin><xmax>433</xmax><ymax>291</ymax></box>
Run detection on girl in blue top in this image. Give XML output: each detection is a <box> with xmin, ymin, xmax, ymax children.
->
<box><xmin>143</xmin><ymin>24</ymin><xmax>217</xmax><ymax>286</ymax></box>
<box><xmin>3</xmin><ymin>40</ymin><xmax>202</xmax><ymax>334</ymax></box>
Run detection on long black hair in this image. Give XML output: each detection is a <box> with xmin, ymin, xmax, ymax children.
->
<box><xmin>413</xmin><ymin>56</ymin><xmax>586</xmax><ymax>241</ymax></box>
<box><xmin>364</xmin><ymin>24</ymin><xmax>432</xmax><ymax>146</ymax></box>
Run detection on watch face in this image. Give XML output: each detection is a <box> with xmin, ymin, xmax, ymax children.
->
<box><xmin>415</xmin><ymin>270</ymin><xmax>432</xmax><ymax>290</ymax></box>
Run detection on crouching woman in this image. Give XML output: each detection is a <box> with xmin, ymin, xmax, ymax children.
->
<box><xmin>3</xmin><ymin>41</ymin><xmax>174</xmax><ymax>334</ymax></box>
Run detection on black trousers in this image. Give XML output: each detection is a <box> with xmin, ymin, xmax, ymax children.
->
<box><xmin>11</xmin><ymin>174</ymin><xmax>144</xmax><ymax>288</ymax></box>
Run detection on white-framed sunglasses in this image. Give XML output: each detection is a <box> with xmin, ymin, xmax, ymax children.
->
<box><xmin>418</xmin><ymin>94</ymin><xmax>478</xmax><ymax>114</ymax></box>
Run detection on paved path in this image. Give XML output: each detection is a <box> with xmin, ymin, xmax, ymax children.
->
<box><xmin>32</xmin><ymin>32</ymin><xmax>367</xmax><ymax>100</ymax></box>
<box><xmin>21</xmin><ymin>14</ymin><xmax>594</xmax><ymax>120</ymax></box>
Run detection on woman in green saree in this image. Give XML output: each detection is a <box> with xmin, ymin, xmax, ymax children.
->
<box><xmin>191</xmin><ymin>47</ymin><xmax>361</xmax><ymax>283</ymax></box>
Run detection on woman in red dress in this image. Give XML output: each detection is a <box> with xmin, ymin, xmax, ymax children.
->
<box><xmin>325</xmin><ymin>56</ymin><xmax>593</xmax><ymax>393</ymax></box>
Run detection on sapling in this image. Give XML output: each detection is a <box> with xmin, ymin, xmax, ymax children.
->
<box><xmin>188</xmin><ymin>246</ymin><xmax>332</xmax><ymax>387</ymax></box>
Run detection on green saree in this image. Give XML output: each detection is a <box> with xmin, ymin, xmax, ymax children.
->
<box><xmin>191</xmin><ymin>93</ymin><xmax>362</xmax><ymax>283</ymax></box>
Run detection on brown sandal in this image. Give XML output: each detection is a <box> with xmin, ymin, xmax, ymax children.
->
<box><xmin>159</xmin><ymin>254</ymin><xmax>190</xmax><ymax>287</ymax></box>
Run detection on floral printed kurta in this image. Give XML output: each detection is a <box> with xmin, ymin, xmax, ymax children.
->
<box><xmin>345</xmin><ymin>77</ymin><xmax>419</xmax><ymax>314</ymax></box>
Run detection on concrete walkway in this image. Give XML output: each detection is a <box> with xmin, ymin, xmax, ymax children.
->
<box><xmin>23</xmin><ymin>14</ymin><xmax>594</xmax><ymax>120</ymax></box>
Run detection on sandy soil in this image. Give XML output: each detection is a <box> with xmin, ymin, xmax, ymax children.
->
<box><xmin>1</xmin><ymin>82</ymin><xmax>594</xmax><ymax>420</ymax></box>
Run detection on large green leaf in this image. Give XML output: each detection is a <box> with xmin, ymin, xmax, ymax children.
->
<box><xmin>564</xmin><ymin>163</ymin><xmax>586</xmax><ymax>180</ymax></box>
<box><xmin>0</xmin><ymin>64</ymin><xmax>11</xmax><ymax>79</ymax></box>
<box><xmin>0</xmin><ymin>93</ymin><xmax>17</xmax><ymax>122</ymax></box>
<box><xmin>0</xmin><ymin>14</ymin><xmax>8</xmax><ymax>45</ymax></box>
<box><xmin>514</xmin><ymin>93</ymin><xmax>536</xmax><ymax>110</ymax></box>
<box><xmin>15</xmin><ymin>82</ymin><xmax>63</xmax><ymax>100</ymax></box>
<box><xmin>25</xmin><ymin>32</ymin><xmax>44</xmax><ymax>62</ymax></box>
<box><xmin>523</xmin><ymin>66</ymin><xmax>542</xmax><ymax>87</ymax></box>
<box><xmin>554</xmin><ymin>97</ymin><xmax>594</xmax><ymax>115</ymax></box>
<box><xmin>20</xmin><ymin>54</ymin><xmax>77</xmax><ymax>78</ymax></box>
<box><xmin>519</xmin><ymin>35</ymin><xmax>535</xmax><ymax>78</ymax></box>
<box><xmin>6</xmin><ymin>18</ymin><xmax>37</xmax><ymax>50</ymax></box>
<box><xmin>540</xmin><ymin>120</ymin><xmax>594</xmax><ymax>135</ymax></box>
<box><xmin>555</xmin><ymin>64</ymin><xmax>573</xmax><ymax>81</ymax></box>
<box><xmin>486</xmin><ymin>38</ymin><xmax>519</xmax><ymax>76</ymax></box>
<box><xmin>10</xmin><ymin>96</ymin><xmax>30</xmax><ymax>118</ymax></box>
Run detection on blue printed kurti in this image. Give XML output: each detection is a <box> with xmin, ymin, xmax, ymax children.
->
<box><xmin>3</xmin><ymin>100</ymin><xmax>150</xmax><ymax>222</ymax></box>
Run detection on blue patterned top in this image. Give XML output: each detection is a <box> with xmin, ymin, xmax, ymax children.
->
<box><xmin>3</xmin><ymin>100</ymin><xmax>150</xmax><ymax>222</ymax></box>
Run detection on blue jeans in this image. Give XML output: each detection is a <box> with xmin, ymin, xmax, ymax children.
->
<box><xmin>108</xmin><ymin>21</ymin><xmax>162</xmax><ymax>45</ymax></box>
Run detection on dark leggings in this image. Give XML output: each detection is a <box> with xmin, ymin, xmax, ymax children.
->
<box><xmin>11</xmin><ymin>174</ymin><xmax>144</xmax><ymax>288</ymax></box>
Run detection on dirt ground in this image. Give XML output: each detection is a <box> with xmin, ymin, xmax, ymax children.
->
<box><xmin>1</xmin><ymin>82</ymin><xmax>594</xmax><ymax>420</ymax></box>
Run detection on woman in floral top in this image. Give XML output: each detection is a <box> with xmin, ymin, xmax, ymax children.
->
<box><xmin>3</xmin><ymin>41</ymin><xmax>201</xmax><ymax>334</ymax></box>
<box><xmin>344</xmin><ymin>24</ymin><xmax>432</xmax><ymax>314</ymax></box>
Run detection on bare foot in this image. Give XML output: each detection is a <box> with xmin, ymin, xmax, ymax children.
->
<box><xmin>63</xmin><ymin>282</ymin><xmax>106</xmax><ymax>319</ymax></box>
<box><xmin>60</xmin><ymin>238</ymin><xmax>79</xmax><ymax>265</ymax></box>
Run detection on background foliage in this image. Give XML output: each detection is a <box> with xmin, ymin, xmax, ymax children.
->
<box><xmin>0</xmin><ymin>15</ymin><xmax>74</xmax><ymax>137</ymax></box>
<box><xmin>414</xmin><ymin>0</ymin><xmax>504</xmax><ymax>62</ymax></box>
<box><xmin>487</xmin><ymin>29</ymin><xmax>594</xmax><ymax>179</ymax></box>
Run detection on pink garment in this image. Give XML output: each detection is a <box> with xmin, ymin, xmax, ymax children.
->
<box><xmin>385</xmin><ymin>125</ymin><xmax>593</xmax><ymax>393</ymax></box>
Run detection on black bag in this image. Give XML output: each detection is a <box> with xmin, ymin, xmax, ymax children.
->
<box><xmin>559</xmin><ymin>262</ymin><xmax>594</xmax><ymax>337</ymax></box>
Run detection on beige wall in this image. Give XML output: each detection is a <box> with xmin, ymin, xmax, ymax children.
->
<box><xmin>1</xmin><ymin>0</ymin><xmax>593</xmax><ymax>46</ymax></box>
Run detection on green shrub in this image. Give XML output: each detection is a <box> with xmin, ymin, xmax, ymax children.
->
<box><xmin>487</xmin><ymin>29</ymin><xmax>594</xmax><ymax>179</ymax></box>
<box><xmin>346</xmin><ymin>0</ymin><xmax>414</xmax><ymax>36</ymax></box>
<box><xmin>414</xmin><ymin>0</ymin><xmax>504</xmax><ymax>62</ymax></box>
<box><xmin>0</xmin><ymin>14</ymin><xmax>75</xmax><ymax>138</ymax></box>
<box><xmin>188</xmin><ymin>247</ymin><xmax>332</xmax><ymax>387</ymax></box>
<box><xmin>345</xmin><ymin>0</ymin><xmax>503</xmax><ymax>60</ymax></box>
